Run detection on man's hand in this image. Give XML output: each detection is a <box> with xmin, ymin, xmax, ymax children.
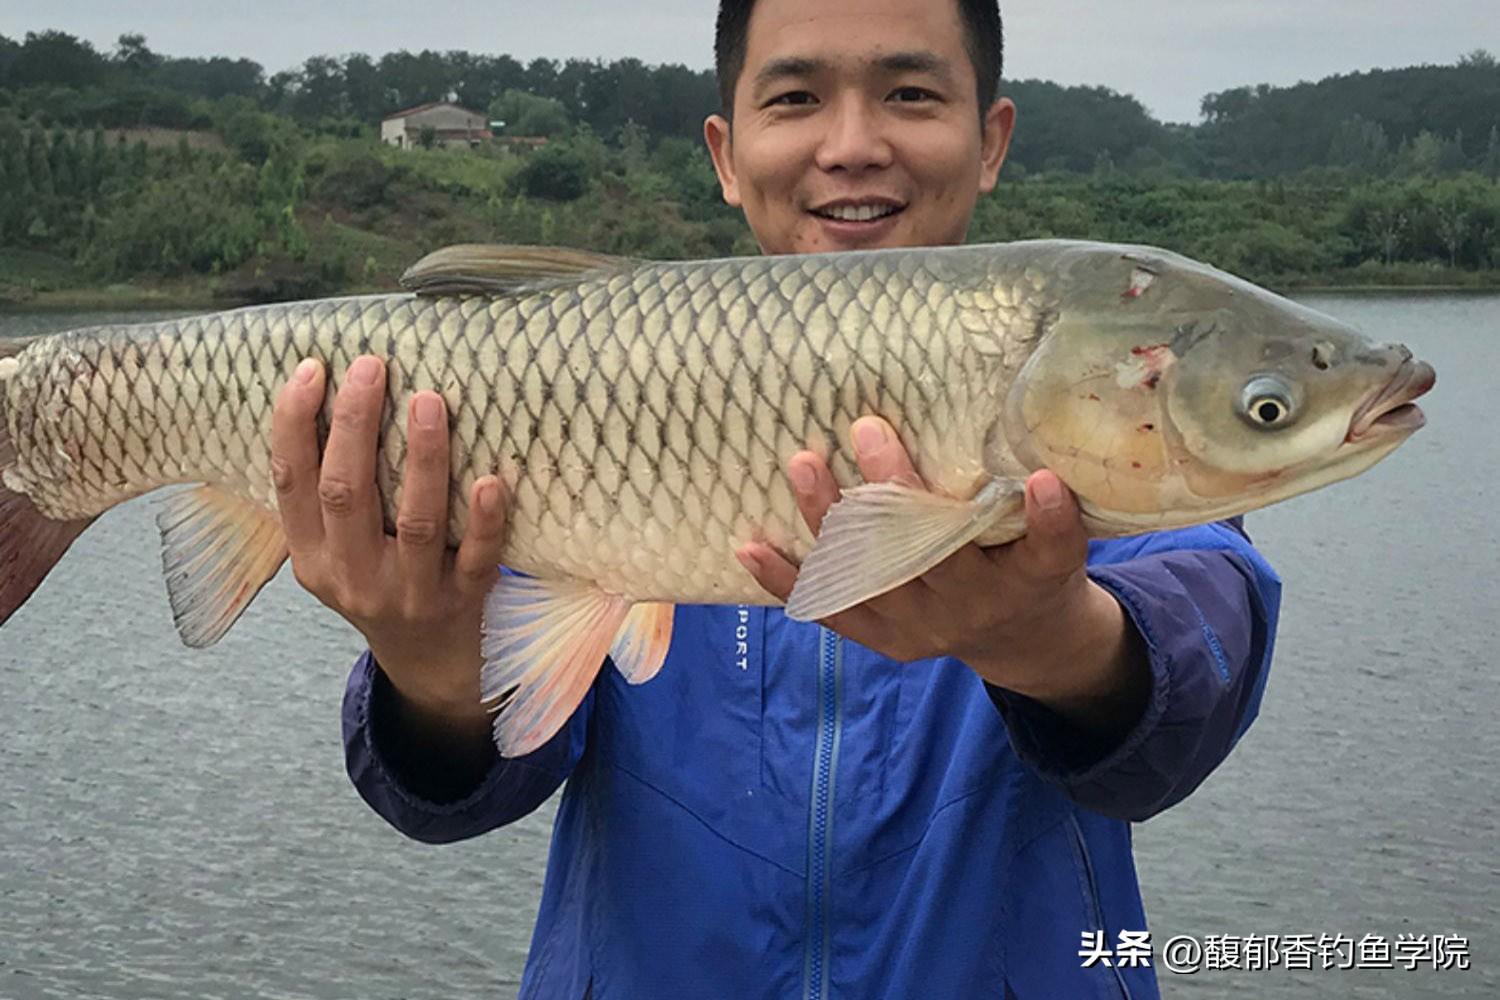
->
<box><xmin>270</xmin><ymin>354</ymin><xmax>507</xmax><ymax>759</ymax></box>
<box><xmin>735</xmin><ymin>416</ymin><xmax>1150</xmax><ymax>737</ymax></box>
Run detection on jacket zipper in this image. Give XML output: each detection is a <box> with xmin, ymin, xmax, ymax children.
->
<box><xmin>1068</xmin><ymin>813</ymin><xmax>1133</xmax><ymax>1000</ymax></box>
<box><xmin>802</xmin><ymin>628</ymin><xmax>843</xmax><ymax>1000</ymax></box>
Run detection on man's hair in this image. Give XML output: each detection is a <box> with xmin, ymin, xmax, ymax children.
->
<box><xmin>713</xmin><ymin>0</ymin><xmax>1005</xmax><ymax>117</ymax></box>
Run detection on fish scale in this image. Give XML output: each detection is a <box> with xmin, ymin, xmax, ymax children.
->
<box><xmin>5</xmin><ymin>250</ymin><xmax>1015</xmax><ymax>593</ymax></box>
<box><xmin>1</xmin><ymin>239</ymin><xmax>1432</xmax><ymax>756</ymax></box>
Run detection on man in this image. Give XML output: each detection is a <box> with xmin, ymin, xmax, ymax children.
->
<box><xmin>269</xmin><ymin>0</ymin><xmax>1280</xmax><ymax>995</ymax></box>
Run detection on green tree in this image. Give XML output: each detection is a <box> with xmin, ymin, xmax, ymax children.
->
<box><xmin>342</xmin><ymin>53</ymin><xmax>387</xmax><ymax>121</ymax></box>
<box><xmin>291</xmin><ymin>55</ymin><xmax>348</xmax><ymax>119</ymax></box>
<box><xmin>11</xmin><ymin>30</ymin><xmax>106</xmax><ymax>87</ymax></box>
<box><xmin>84</xmin><ymin>127</ymin><xmax>108</xmax><ymax>193</ymax></box>
<box><xmin>256</xmin><ymin>145</ymin><xmax>308</xmax><ymax>259</ymax></box>
<box><xmin>0</xmin><ymin>33</ymin><xmax>19</xmax><ymax>87</ymax></box>
<box><xmin>516</xmin><ymin>141</ymin><xmax>590</xmax><ymax>200</ymax></box>
<box><xmin>26</xmin><ymin>129</ymin><xmax>54</xmax><ymax>197</ymax></box>
<box><xmin>219</xmin><ymin>101</ymin><xmax>289</xmax><ymax>163</ymax></box>
<box><xmin>156</xmin><ymin>55</ymin><xmax>264</xmax><ymax>100</ymax></box>
<box><xmin>48</xmin><ymin>130</ymin><xmax>80</xmax><ymax>196</ymax></box>
<box><xmin>1483</xmin><ymin>125</ymin><xmax>1500</xmax><ymax>180</ymax></box>
<box><xmin>1395</xmin><ymin>132</ymin><xmax>1445</xmax><ymax>176</ymax></box>
<box><xmin>113</xmin><ymin>33</ymin><xmax>161</xmax><ymax>76</ymax></box>
<box><xmin>1001</xmin><ymin>79</ymin><xmax>1171</xmax><ymax>175</ymax></box>
<box><xmin>1366</xmin><ymin>206</ymin><xmax>1408</xmax><ymax>265</ymax></box>
<box><xmin>489</xmin><ymin>88</ymin><xmax>570</xmax><ymax>138</ymax></box>
<box><xmin>1329</xmin><ymin>116</ymin><xmax>1390</xmax><ymax>173</ymax></box>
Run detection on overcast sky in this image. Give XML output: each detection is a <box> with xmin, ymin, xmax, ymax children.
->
<box><xmin>2</xmin><ymin>1</ymin><xmax>1495</xmax><ymax>123</ymax></box>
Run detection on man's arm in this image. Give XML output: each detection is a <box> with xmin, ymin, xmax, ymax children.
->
<box><xmin>343</xmin><ymin>650</ymin><xmax>589</xmax><ymax>843</ymax></box>
<box><xmin>987</xmin><ymin>522</ymin><xmax>1279</xmax><ymax>821</ymax></box>
<box><xmin>272</xmin><ymin>355</ymin><xmax>585</xmax><ymax>840</ymax></box>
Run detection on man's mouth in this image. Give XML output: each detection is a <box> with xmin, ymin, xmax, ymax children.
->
<box><xmin>809</xmin><ymin>199</ymin><xmax>906</xmax><ymax>224</ymax></box>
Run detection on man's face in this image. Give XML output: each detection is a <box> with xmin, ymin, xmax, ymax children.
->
<box><xmin>705</xmin><ymin>0</ymin><xmax>1015</xmax><ymax>255</ymax></box>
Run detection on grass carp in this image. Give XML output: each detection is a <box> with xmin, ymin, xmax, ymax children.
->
<box><xmin>0</xmin><ymin>240</ymin><xmax>1435</xmax><ymax>754</ymax></box>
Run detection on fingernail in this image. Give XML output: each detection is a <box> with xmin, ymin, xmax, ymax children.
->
<box><xmin>476</xmin><ymin>478</ymin><xmax>499</xmax><ymax>515</ymax></box>
<box><xmin>853</xmin><ymin>420</ymin><xmax>887</xmax><ymax>456</ymax></box>
<box><xmin>735</xmin><ymin>548</ymin><xmax>761</xmax><ymax>575</ymax></box>
<box><xmin>1033</xmin><ymin>475</ymin><xmax>1064</xmax><ymax>512</ymax></box>
<box><xmin>294</xmin><ymin>359</ymin><xmax>319</xmax><ymax>385</ymax></box>
<box><xmin>349</xmin><ymin>357</ymin><xmax>381</xmax><ymax>386</ymax></box>
<box><xmin>788</xmin><ymin>463</ymin><xmax>815</xmax><ymax>494</ymax></box>
<box><xmin>413</xmin><ymin>394</ymin><xmax>442</xmax><ymax>430</ymax></box>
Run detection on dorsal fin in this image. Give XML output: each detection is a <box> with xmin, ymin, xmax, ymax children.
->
<box><xmin>400</xmin><ymin>244</ymin><xmax>638</xmax><ymax>296</ymax></box>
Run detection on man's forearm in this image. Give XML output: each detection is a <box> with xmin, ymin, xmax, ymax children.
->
<box><xmin>369</xmin><ymin>654</ymin><xmax>498</xmax><ymax>803</ymax></box>
<box><xmin>965</xmin><ymin>581</ymin><xmax>1151</xmax><ymax>744</ymax></box>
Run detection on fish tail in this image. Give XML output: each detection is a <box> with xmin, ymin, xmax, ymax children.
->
<box><xmin>0</xmin><ymin>337</ymin><xmax>95</xmax><ymax>627</ymax></box>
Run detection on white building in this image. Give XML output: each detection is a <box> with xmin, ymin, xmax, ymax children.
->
<box><xmin>381</xmin><ymin>102</ymin><xmax>491</xmax><ymax>149</ymax></box>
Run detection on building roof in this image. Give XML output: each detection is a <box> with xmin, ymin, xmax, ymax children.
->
<box><xmin>381</xmin><ymin>100</ymin><xmax>486</xmax><ymax>122</ymax></box>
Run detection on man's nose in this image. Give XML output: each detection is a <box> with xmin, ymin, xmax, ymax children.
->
<box><xmin>814</xmin><ymin>98</ymin><xmax>894</xmax><ymax>173</ymax></box>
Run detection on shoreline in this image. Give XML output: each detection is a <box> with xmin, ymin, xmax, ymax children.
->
<box><xmin>0</xmin><ymin>284</ymin><xmax>390</xmax><ymax>313</ymax></box>
<box><xmin>1286</xmin><ymin>284</ymin><xmax>1500</xmax><ymax>294</ymax></box>
<box><xmin>5</xmin><ymin>276</ymin><xmax>1499</xmax><ymax>314</ymax></box>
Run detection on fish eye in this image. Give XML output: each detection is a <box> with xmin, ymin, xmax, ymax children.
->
<box><xmin>1241</xmin><ymin>376</ymin><xmax>1296</xmax><ymax>429</ymax></box>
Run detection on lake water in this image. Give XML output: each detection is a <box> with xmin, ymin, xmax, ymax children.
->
<box><xmin>0</xmin><ymin>296</ymin><xmax>1495</xmax><ymax>999</ymax></box>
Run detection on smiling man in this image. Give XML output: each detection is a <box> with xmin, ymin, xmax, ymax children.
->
<box><xmin>271</xmin><ymin>0</ymin><xmax>1282</xmax><ymax>996</ymax></box>
<box><xmin>703</xmin><ymin>1</ymin><xmax>1012</xmax><ymax>254</ymax></box>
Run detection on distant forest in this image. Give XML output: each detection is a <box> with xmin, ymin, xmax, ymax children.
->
<box><xmin>2</xmin><ymin>30</ymin><xmax>1499</xmax><ymax>305</ymax></box>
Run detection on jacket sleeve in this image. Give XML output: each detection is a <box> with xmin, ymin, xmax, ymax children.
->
<box><xmin>342</xmin><ymin>650</ymin><xmax>590</xmax><ymax>844</ymax></box>
<box><xmin>987</xmin><ymin>519</ymin><xmax>1281</xmax><ymax>822</ymax></box>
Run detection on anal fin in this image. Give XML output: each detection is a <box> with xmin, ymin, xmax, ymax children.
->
<box><xmin>0</xmin><ymin>486</ymin><xmax>93</xmax><ymax>627</ymax></box>
<box><xmin>157</xmin><ymin>485</ymin><xmax>288</xmax><ymax>648</ymax></box>
<box><xmin>609</xmin><ymin>601</ymin><xmax>675</xmax><ymax>684</ymax></box>
<box><xmin>784</xmin><ymin>478</ymin><xmax>1027</xmax><ymax>623</ymax></box>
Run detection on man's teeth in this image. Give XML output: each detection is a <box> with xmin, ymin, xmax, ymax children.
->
<box><xmin>819</xmin><ymin>204</ymin><xmax>899</xmax><ymax>222</ymax></box>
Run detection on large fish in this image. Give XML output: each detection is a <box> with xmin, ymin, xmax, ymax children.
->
<box><xmin>0</xmin><ymin>241</ymin><xmax>1434</xmax><ymax>754</ymax></box>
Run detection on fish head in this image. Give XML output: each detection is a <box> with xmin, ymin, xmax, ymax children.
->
<box><xmin>1002</xmin><ymin>244</ymin><xmax>1435</xmax><ymax>531</ymax></box>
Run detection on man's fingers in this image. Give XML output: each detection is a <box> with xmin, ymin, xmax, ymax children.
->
<box><xmin>319</xmin><ymin>355</ymin><xmax>387</xmax><ymax>566</ymax></box>
<box><xmin>453</xmin><ymin>476</ymin><xmax>508</xmax><ymax>598</ymax></box>
<box><xmin>787</xmin><ymin>452</ymin><xmax>841</xmax><ymax>536</ymax></box>
<box><xmin>736</xmin><ymin>542</ymin><xmax>798</xmax><ymax>602</ymax></box>
<box><xmin>850</xmin><ymin>416</ymin><xmax>924</xmax><ymax>487</ymax></box>
<box><xmin>270</xmin><ymin>358</ymin><xmax>327</xmax><ymax>557</ymax></box>
<box><xmin>395</xmin><ymin>391</ymin><xmax>452</xmax><ymax>598</ymax></box>
<box><xmin>1003</xmin><ymin>470</ymin><xmax>1089</xmax><ymax>580</ymax></box>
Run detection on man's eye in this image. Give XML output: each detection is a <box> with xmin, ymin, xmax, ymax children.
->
<box><xmin>889</xmin><ymin>87</ymin><xmax>938</xmax><ymax>103</ymax></box>
<box><xmin>768</xmin><ymin>91</ymin><xmax>817</xmax><ymax>107</ymax></box>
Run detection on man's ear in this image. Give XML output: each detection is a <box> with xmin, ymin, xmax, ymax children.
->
<box><xmin>703</xmin><ymin>114</ymin><xmax>743</xmax><ymax>208</ymax></box>
<box><xmin>978</xmin><ymin>98</ymin><xmax>1017</xmax><ymax>194</ymax></box>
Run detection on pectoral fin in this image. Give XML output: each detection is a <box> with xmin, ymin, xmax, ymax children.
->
<box><xmin>482</xmin><ymin>577</ymin><xmax>630</xmax><ymax>757</ymax></box>
<box><xmin>784</xmin><ymin>478</ymin><xmax>1027</xmax><ymax>623</ymax></box>
<box><xmin>156</xmin><ymin>486</ymin><xmax>288</xmax><ymax>647</ymax></box>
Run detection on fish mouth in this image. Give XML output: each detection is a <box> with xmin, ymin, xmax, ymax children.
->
<box><xmin>1345</xmin><ymin>357</ymin><xmax>1436</xmax><ymax>443</ymax></box>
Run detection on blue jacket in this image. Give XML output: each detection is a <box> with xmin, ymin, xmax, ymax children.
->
<box><xmin>344</xmin><ymin>522</ymin><xmax>1280</xmax><ymax>999</ymax></box>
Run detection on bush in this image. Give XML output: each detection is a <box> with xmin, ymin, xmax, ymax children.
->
<box><xmin>82</xmin><ymin>163</ymin><xmax>262</xmax><ymax>276</ymax></box>
<box><xmin>305</xmin><ymin>144</ymin><xmax>397</xmax><ymax>209</ymax></box>
<box><xmin>515</xmin><ymin>142</ymin><xmax>591</xmax><ymax>201</ymax></box>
